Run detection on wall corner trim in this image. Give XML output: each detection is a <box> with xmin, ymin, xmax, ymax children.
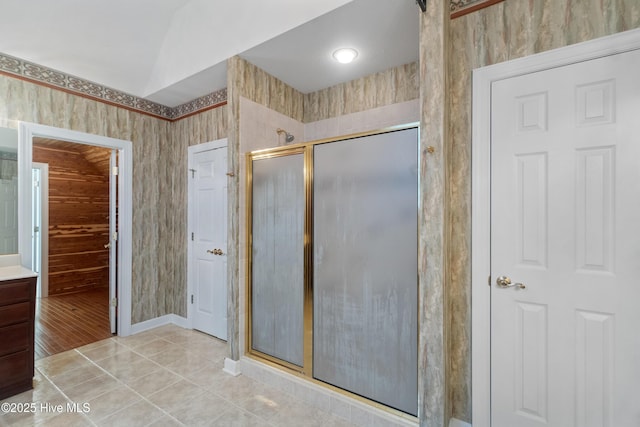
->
<box><xmin>223</xmin><ymin>358</ymin><xmax>242</xmax><ymax>376</ymax></box>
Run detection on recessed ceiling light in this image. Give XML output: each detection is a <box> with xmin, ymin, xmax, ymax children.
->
<box><xmin>332</xmin><ymin>48</ymin><xmax>358</xmax><ymax>64</ymax></box>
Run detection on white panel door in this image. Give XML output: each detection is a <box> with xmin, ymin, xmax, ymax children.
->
<box><xmin>190</xmin><ymin>145</ymin><xmax>227</xmax><ymax>339</ymax></box>
<box><xmin>491</xmin><ymin>49</ymin><xmax>640</xmax><ymax>426</ymax></box>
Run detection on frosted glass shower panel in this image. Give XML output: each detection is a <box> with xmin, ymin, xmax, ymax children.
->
<box><xmin>313</xmin><ymin>128</ymin><xmax>418</xmax><ymax>415</ymax></box>
<box><xmin>251</xmin><ymin>153</ymin><xmax>305</xmax><ymax>366</ymax></box>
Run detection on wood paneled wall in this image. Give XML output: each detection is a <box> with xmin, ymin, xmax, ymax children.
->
<box><xmin>33</xmin><ymin>140</ymin><xmax>111</xmax><ymax>295</ymax></box>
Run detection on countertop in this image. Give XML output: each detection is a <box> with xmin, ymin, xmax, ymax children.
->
<box><xmin>0</xmin><ymin>255</ymin><xmax>37</xmax><ymax>281</ymax></box>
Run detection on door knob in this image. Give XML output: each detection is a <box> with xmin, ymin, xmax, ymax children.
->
<box><xmin>496</xmin><ymin>276</ymin><xmax>526</xmax><ymax>289</ymax></box>
<box><xmin>215</xmin><ymin>249</ymin><xmax>224</xmax><ymax>255</ymax></box>
<box><xmin>104</xmin><ymin>242</ymin><xmax>111</xmax><ymax>249</ymax></box>
<box><xmin>207</xmin><ymin>249</ymin><xmax>215</xmax><ymax>254</ymax></box>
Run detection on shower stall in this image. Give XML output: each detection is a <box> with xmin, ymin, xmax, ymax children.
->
<box><xmin>246</xmin><ymin>126</ymin><xmax>418</xmax><ymax>417</ymax></box>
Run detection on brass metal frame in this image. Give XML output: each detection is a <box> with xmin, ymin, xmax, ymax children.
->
<box><xmin>245</xmin><ymin>123</ymin><xmax>419</xmax><ymax>420</ymax></box>
<box><xmin>245</xmin><ymin>146</ymin><xmax>306</xmax><ymax>372</ymax></box>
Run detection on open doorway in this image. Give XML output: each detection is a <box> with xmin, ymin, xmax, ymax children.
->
<box><xmin>18</xmin><ymin>123</ymin><xmax>134</xmax><ymax>358</ymax></box>
<box><xmin>31</xmin><ymin>138</ymin><xmax>114</xmax><ymax>359</ymax></box>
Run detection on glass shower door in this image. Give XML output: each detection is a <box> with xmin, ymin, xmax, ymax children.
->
<box><xmin>249</xmin><ymin>150</ymin><xmax>306</xmax><ymax>368</ymax></box>
<box><xmin>312</xmin><ymin>128</ymin><xmax>419</xmax><ymax>416</ymax></box>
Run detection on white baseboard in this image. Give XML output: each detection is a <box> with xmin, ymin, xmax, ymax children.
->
<box><xmin>129</xmin><ymin>314</ymin><xmax>189</xmax><ymax>335</ymax></box>
<box><xmin>449</xmin><ymin>418</ymin><xmax>472</xmax><ymax>427</ymax></box>
<box><xmin>223</xmin><ymin>358</ymin><xmax>242</xmax><ymax>376</ymax></box>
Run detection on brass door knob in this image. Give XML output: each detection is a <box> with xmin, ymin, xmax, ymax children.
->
<box><xmin>496</xmin><ymin>276</ymin><xmax>526</xmax><ymax>289</ymax></box>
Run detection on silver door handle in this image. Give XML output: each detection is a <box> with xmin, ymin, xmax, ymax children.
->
<box><xmin>496</xmin><ymin>276</ymin><xmax>526</xmax><ymax>289</ymax></box>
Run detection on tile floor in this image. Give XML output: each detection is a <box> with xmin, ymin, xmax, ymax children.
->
<box><xmin>0</xmin><ymin>325</ymin><xmax>357</xmax><ymax>427</ymax></box>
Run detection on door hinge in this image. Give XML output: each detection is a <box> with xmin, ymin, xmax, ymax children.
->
<box><xmin>191</xmin><ymin>294</ymin><xmax>194</xmax><ymax>304</ymax></box>
<box><xmin>112</xmin><ymin>166</ymin><xmax>119</xmax><ymax>176</ymax></box>
<box><xmin>113</xmin><ymin>232</ymin><xmax>118</xmax><ymax>242</ymax></box>
<box><xmin>189</xmin><ymin>168</ymin><xmax>196</xmax><ymax>178</ymax></box>
<box><xmin>488</xmin><ymin>275</ymin><xmax>491</xmax><ymax>286</ymax></box>
<box><xmin>191</xmin><ymin>232</ymin><xmax>194</xmax><ymax>241</ymax></box>
<box><xmin>34</xmin><ymin>226</ymin><xmax>40</xmax><ymax>233</ymax></box>
<box><xmin>111</xmin><ymin>298</ymin><xmax>117</xmax><ymax>307</ymax></box>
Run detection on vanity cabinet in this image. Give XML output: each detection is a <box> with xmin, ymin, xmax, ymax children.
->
<box><xmin>0</xmin><ymin>276</ymin><xmax>36</xmax><ymax>400</ymax></box>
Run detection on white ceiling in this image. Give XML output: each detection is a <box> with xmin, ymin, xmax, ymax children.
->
<box><xmin>0</xmin><ymin>0</ymin><xmax>419</xmax><ymax>107</ymax></box>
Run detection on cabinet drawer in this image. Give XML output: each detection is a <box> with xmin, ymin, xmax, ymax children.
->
<box><xmin>0</xmin><ymin>280</ymin><xmax>31</xmax><ymax>306</ymax></box>
<box><xmin>0</xmin><ymin>322</ymin><xmax>30</xmax><ymax>357</ymax></box>
<box><xmin>0</xmin><ymin>350</ymin><xmax>30</xmax><ymax>385</ymax></box>
<box><xmin>0</xmin><ymin>302</ymin><xmax>30</xmax><ymax>327</ymax></box>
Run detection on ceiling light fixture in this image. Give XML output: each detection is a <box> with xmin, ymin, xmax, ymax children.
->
<box><xmin>332</xmin><ymin>48</ymin><xmax>358</xmax><ymax>64</ymax></box>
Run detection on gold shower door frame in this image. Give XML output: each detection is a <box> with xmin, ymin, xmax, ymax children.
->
<box><xmin>245</xmin><ymin>124</ymin><xmax>419</xmax><ymax>420</ymax></box>
<box><xmin>245</xmin><ymin>144</ymin><xmax>313</xmax><ymax>375</ymax></box>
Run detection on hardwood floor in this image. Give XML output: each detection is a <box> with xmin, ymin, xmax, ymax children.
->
<box><xmin>35</xmin><ymin>287</ymin><xmax>113</xmax><ymax>360</ymax></box>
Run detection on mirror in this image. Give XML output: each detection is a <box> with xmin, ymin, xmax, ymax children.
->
<box><xmin>0</xmin><ymin>127</ymin><xmax>18</xmax><ymax>255</ymax></box>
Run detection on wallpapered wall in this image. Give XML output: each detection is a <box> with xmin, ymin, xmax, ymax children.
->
<box><xmin>445</xmin><ymin>0</ymin><xmax>640</xmax><ymax>422</ymax></box>
<box><xmin>0</xmin><ymin>74</ymin><xmax>229</xmax><ymax>325</ymax></box>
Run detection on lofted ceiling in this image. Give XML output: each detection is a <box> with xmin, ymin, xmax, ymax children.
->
<box><xmin>0</xmin><ymin>0</ymin><xmax>419</xmax><ymax>108</ymax></box>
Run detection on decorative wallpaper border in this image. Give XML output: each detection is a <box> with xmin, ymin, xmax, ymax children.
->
<box><xmin>450</xmin><ymin>0</ymin><xmax>505</xmax><ymax>18</ymax></box>
<box><xmin>0</xmin><ymin>52</ymin><xmax>227</xmax><ymax>121</ymax></box>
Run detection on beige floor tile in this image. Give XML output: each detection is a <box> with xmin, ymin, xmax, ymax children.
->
<box><xmin>322</xmin><ymin>414</ymin><xmax>359</xmax><ymax>427</ymax></box>
<box><xmin>235</xmin><ymin>385</ymin><xmax>297</xmax><ymax>421</ymax></box>
<box><xmin>113</xmin><ymin>330</ymin><xmax>160</xmax><ymax>349</ymax></box>
<box><xmin>147</xmin><ymin>379</ymin><xmax>205</xmax><ymax>415</ymax></box>
<box><xmin>124</xmin><ymin>368</ymin><xmax>182</xmax><ymax>398</ymax></box>
<box><xmin>94</xmin><ymin>351</ymin><xmax>161</xmax><ymax>382</ymax></box>
<box><xmin>7</xmin><ymin>326</ymin><xmax>395</xmax><ymax>427</ymax></box>
<box><xmin>35</xmin><ymin>350</ymin><xmax>93</xmax><ymax>377</ymax></box>
<box><xmin>184</xmin><ymin>342</ymin><xmax>227</xmax><ymax>365</ymax></box>
<box><xmin>146</xmin><ymin>346</ymin><xmax>190</xmax><ymax>367</ymax></box>
<box><xmin>145</xmin><ymin>415</ymin><xmax>184</xmax><ymax>427</ymax></box>
<box><xmin>128</xmin><ymin>338</ymin><xmax>183</xmax><ymax>357</ymax></box>
<box><xmin>149</xmin><ymin>327</ymin><xmax>193</xmax><ymax>341</ymax></box>
<box><xmin>34</xmin><ymin>411</ymin><xmax>94</xmax><ymax>427</ymax></box>
<box><xmin>103</xmin><ymin>357</ymin><xmax>162</xmax><ymax>383</ymax></box>
<box><xmin>63</xmin><ymin>374</ymin><xmax>121</xmax><ymax>402</ymax></box>
<box><xmin>84</xmin><ymin>384</ymin><xmax>142</xmax><ymax>422</ymax></box>
<box><xmin>169</xmin><ymin>393</ymin><xmax>231</xmax><ymax>426</ymax></box>
<box><xmin>94</xmin><ymin>349</ymin><xmax>146</xmax><ymax>370</ymax></box>
<box><xmin>209</xmin><ymin>406</ymin><xmax>272</xmax><ymax>427</ymax></box>
<box><xmin>209</xmin><ymin>375</ymin><xmax>266</xmax><ymax>402</ymax></box>
<box><xmin>179</xmin><ymin>362</ymin><xmax>228</xmax><ymax>388</ymax></box>
<box><xmin>0</xmin><ymin>391</ymin><xmax>69</xmax><ymax>426</ymax></box>
<box><xmin>268</xmin><ymin>398</ymin><xmax>334</xmax><ymax>427</ymax></box>
<box><xmin>95</xmin><ymin>399</ymin><xmax>166</xmax><ymax>427</ymax></box>
<box><xmin>163</xmin><ymin>354</ymin><xmax>216</xmax><ymax>377</ymax></box>
<box><xmin>47</xmin><ymin>362</ymin><xmax>106</xmax><ymax>391</ymax></box>
<box><xmin>76</xmin><ymin>339</ymin><xmax>129</xmax><ymax>362</ymax></box>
